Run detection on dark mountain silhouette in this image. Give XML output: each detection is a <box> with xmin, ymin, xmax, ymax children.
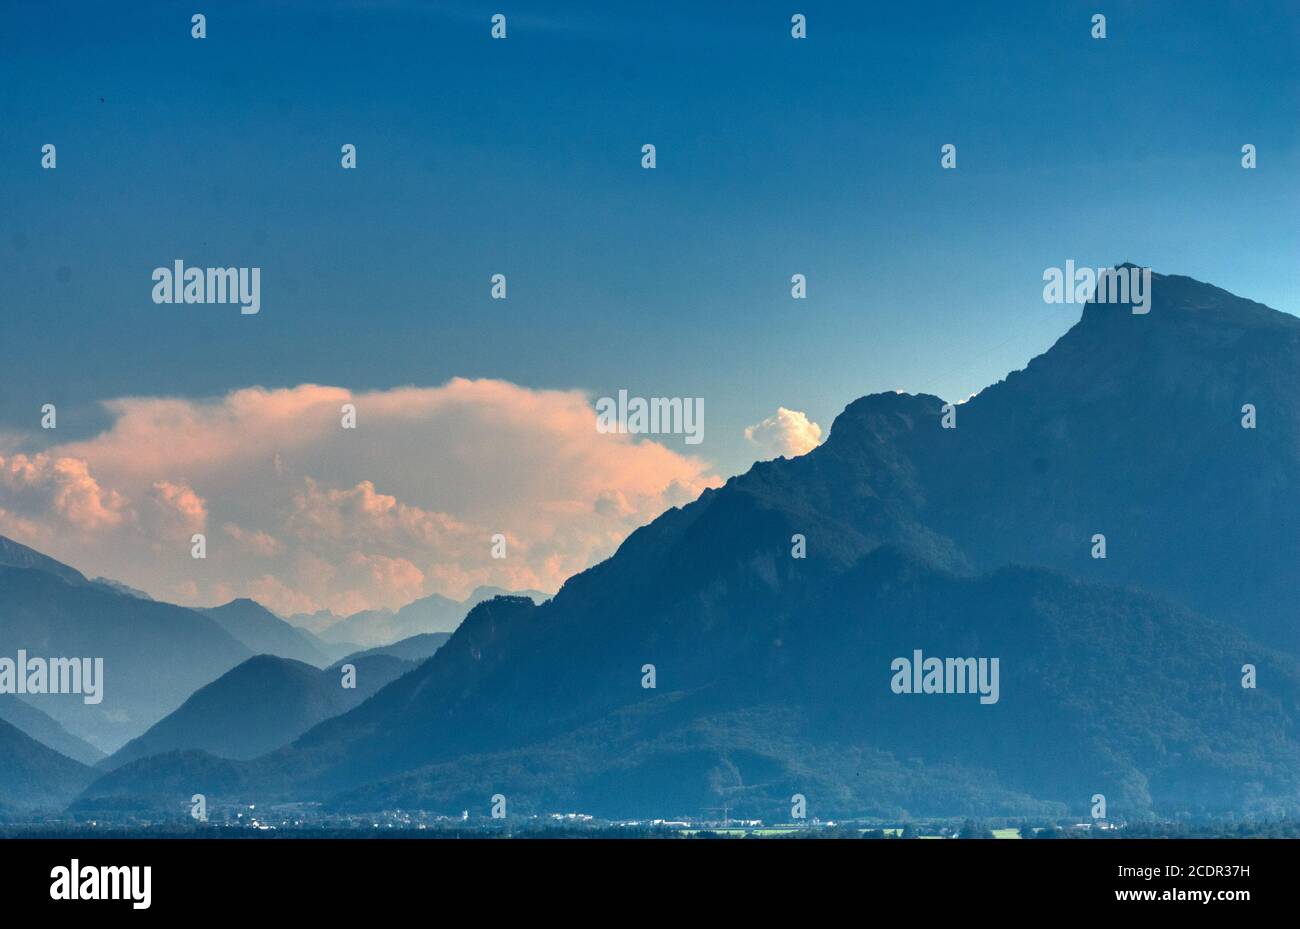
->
<box><xmin>0</xmin><ymin>564</ymin><xmax>251</xmax><ymax>753</ymax></box>
<box><xmin>869</xmin><ymin>268</ymin><xmax>1300</xmax><ymax>655</ymax></box>
<box><xmin>200</xmin><ymin>599</ymin><xmax>335</xmax><ymax>667</ymax></box>
<box><xmin>0</xmin><ymin>695</ymin><xmax>105</xmax><ymax>766</ymax></box>
<box><xmin>0</xmin><ymin>717</ymin><xmax>93</xmax><ymax>811</ymax></box>
<box><xmin>300</xmin><ymin>552</ymin><xmax>1300</xmax><ymax>819</ymax></box>
<box><xmin>99</xmin><ymin>654</ymin><xmax>414</xmax><ymax>771</ymax></box>
<box><xmin>78</xmin><ymin>561</ymin><xmax>1300</xmax><ymax>820</ymax></box>
<box><xmin>466</xmin><ymin>585</ymin><xmax>551</xmax><ymax>606</ymax></box>
<box><xmin>61</xmin><ymin>271</ymin><xmax>1300</xmax><ymax>819</ymax></box>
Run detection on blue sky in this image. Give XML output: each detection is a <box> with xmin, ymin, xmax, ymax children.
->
<box><xmin>3</xmin><ymin>1</ymin><xmax>1298</xmax><ymax>470</ymax></box>
<box><xmin>1</xmin><ymin>1</ymin><xmax>1297</xmax><ymax>609</ymax></box>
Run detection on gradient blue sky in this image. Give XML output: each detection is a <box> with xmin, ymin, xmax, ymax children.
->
<box><xmin>3</xmin><ymin>0</ymin><xmax>1298</xmax><ymax>476</ymax></box>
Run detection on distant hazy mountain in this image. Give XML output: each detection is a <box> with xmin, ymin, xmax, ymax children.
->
<box><xmin>317</xmin><ymin>587</ymin><xmax>549</xmax><ymax>647</ymax></box>
<box><xmin>285</xmin><ymin>608</ymin><xmax>346</xmax><ymax>636</ymax></box>
<box><xmin>0</xmin><ymin>535</ymin><xmax>86</xmax><ymax>586</ymax></box>
<box><xmin>333</xmin><ymin>633</ymin><xmax>451</xmax><ymax>668</ymax></box>
<box><xmin>200</xmin><ymin>599</ymin><xmax>334</xmax><ymax>668</ymax></box>
<box><xmin>0</xmin><ymin>695</ymin><xmax>105</xmax><ymax>766</ymax></box>
<box><xmin>0</xmin><ymin>717</ymin><xmax>93</xmax><ymax>811</ymax></box>
<box><xmin>0</xmin><ymin>563</ymin><xmax>251</xmax><ymax>753</ymax></box>
<box><xmin>62</xmin><ymin>271</ymin><xmax>1300</xmax><ymax>820</ymax></box>
<box><xmin>100</xmin><ymin>654</ymin><xmax>414</xmax><ymax>771</ymax></box>
<box><xmin>315</xmin><ymin>594</ymin><xmax>459</xmax><ymax>646</ymax></box>
<box><xmin>90</xmin><ymin>577</ymin><xmax>153</xmax><ymax>600</ymax></box>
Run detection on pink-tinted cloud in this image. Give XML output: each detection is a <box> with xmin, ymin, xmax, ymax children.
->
<box><xmin>0</xmin><ymin>380</ymin><xmax>722</xmax><ymax>616</ymax></box>
<box><xmin>0</xmin><ymin>453</ymin><xmax>126</xmax><ymax>540</ymax></box>
<box><xmin>149</xmin><ymin>480</ymin><xmax>207</xmax><ymax>534</ymax></box>
<box><xmin>223</xmin><ymin>523</ymin><xmax>282</xmax><ymax>557</ymax></box>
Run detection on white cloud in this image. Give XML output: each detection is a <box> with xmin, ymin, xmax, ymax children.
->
<box><xmin>743</xmin><ymin>407</ymin><xmax>823</xmax><ymax>459</ymax></box>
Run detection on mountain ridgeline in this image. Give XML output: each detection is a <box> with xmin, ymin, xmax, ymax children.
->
<box><xmin>0</xmin><ymin>564</ymin><xmax>252</xmax><ymax>755</ymax></box>
<box><xmin>0</xmin><ymin>717</ymin><xmax>94</xmax><ymax>812</ymax></box>
<box><xmin>101</xmin><ymin>654</ymin><xmax>415</xmax><ymax>771</ymax></box>
<box><xmin>311</xmin><ymin>586</ymin><xmax>549</xmax><ymax>647</ymax></box>
<box><xmin>64</xmin><ymin>270</ymin><xmax>1300</xmax><ymax>820</ymax></box>
<box><xmin>200</xmin><ymin>600</ymin><xmax>342</xmax><ymax>667</ymax></box>
<box><xmin>0</xmin><ymin>536</ymin><xmax>472</xmax><ymax>810</ymax></box>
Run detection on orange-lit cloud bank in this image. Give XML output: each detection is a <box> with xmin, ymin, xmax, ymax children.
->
<box><xmin>0</xmin><ymin>379</ymin><xmax>722</xmax><ymax>616</ymax></box>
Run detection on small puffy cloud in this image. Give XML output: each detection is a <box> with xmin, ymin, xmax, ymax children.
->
<box><xmin>0</xmin><ymin>379</ymin><xmax>722</xmax><ymax>615</ymax></box>
<box><xmin>743</xmin><ymin>407</ymin><xmax>823</xmax><ymax>459</ymax></box>
<box><xmin>148</xmin><ymin>480</ymin><xmax>207</xmax><ymax>535</ymax></box>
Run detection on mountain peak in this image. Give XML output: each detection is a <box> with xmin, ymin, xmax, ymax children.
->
<box><xmin>826</xmin><ymin>390</ymin><xmax>943</xmax><ymax>447</ymax></box>
<box><xmin>1075</xmin><ymin>266</ymin><xmax>1298</xmax><ymax>333</ymax></box>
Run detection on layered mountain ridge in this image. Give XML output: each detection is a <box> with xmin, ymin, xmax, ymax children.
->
<box><xmin>72</xmin><ymin>268</ymin><xmax>1300</xmax><ymax>821</ymax></box>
